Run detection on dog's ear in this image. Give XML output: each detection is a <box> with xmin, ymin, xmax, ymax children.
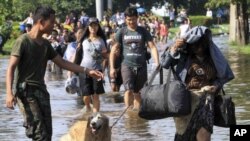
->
<box><xmin>101</xmin><ymin>114</ymin><xmax>109</xmax><ymax>129</ymax></box>
<box><xmin>87</xmin><ymin>115</ymin><xmax>93</xmax><ymax>128</ymax></box>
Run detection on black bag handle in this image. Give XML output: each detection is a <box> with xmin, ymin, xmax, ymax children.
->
<box><xmin>170</xmin><ymin>65</ymin><xmax>186</xmax><ymax>86</ymax></box>
<box><xmin>145</xmin><ymin>65</ymin><xmax>187</xmax><ymax>88</ymax></box>
<box><xmin>143</xmin><ymin>65</ymin><xmax>188</xmax><ymax>97</ymax></box>
<box><xmin>145</xmin><ymin>65</ymin><xmax>162</xmax><ymax>86</ymax></box>
<box><xmin>143</xmin><ymin>65</ymin><xmax>166</xmax><ymax>93</ymax></box>
<box><xmin>221</xmin><ymin>88</ymin><xmax>226</xmax><ymax>95</ymax></box>
<box><xmin>146</xmin><ymin>65</ymin><xmax>181</xmax><ymax>86</ymax></box>
<box><xmin>145</xmin><ymin>65</ymin><xmax>174</xmax><ymax>85</ymax></box>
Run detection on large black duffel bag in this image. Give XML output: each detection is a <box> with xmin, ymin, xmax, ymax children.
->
<box><xmin>139</xmin><ymin>66</ymin><xmax>191</xmax><ymax>120</ymax></box>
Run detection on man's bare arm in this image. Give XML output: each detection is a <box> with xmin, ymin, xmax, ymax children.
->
<box><xmin>109</xmin><ymin>42</ymin><xmax>120</xmax><ymax>78</ymax></box>
<box><xmin>52</xmin><ymin>55</ymin><xmax>103</xmax><ymax>79</ymax></box>
<box><xmin>147</xmin><ymin>41</ymin><xmax>159</xmax><ymax>66</ymax></box>
<box><xmin>6</xmin><ymin>56</ymin><xmax>19</xmax><ymax>109</ymax></box>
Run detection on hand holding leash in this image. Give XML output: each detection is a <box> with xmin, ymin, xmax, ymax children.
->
<box><xmin>87</xmin><ymin>69</ymin><xmax>104</xmax><ymax>80</ymax></box>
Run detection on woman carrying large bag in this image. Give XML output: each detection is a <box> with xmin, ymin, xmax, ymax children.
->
<box><xmin>161</xmin><ymin>26</ymin><xmax>235</xmax><ymax>141</ymax></box>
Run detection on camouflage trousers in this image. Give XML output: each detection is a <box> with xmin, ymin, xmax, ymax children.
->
<box><xmin>16</xmin><ymin>86</ymin><xmax>52</xmax><ymax>141</ymax></box>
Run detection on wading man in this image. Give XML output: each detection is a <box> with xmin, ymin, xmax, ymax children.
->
<box><xmin>5</xmin><ymin>6</ymin><xmax>103</xmax><ymax>140</ymax></box>
<box><xmin>109</xmin><ymin>7</ymin><xmax>159</xmax><ymax>110</ymax></box>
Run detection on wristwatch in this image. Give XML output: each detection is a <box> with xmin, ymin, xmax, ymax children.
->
<box><xmin>83</xmin><ymin>67</ymin><xmax>90</xmax><ymax>74</ymax></box>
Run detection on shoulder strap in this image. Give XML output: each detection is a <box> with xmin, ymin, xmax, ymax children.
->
<box><xmin>137</xmin><ymin>26</ymin><xmax>149</xmax><ymax>52</ymax></box>
<box><xmin>118</xmin><ymin>27</ymin><xmax>127</xmax><ymax>59</ymax></box>
<box><xmin>119</xmin><ymin>27</ymin><xmax>126</xmax><ymax>45</ymax></box>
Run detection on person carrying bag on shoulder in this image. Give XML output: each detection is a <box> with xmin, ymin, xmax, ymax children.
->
<box><xmin>160</xmin><ymin>26</ymin><xmax>235</xmax><ymax>141</ymax></box>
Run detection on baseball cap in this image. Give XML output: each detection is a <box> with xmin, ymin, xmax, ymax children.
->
<box><xmin>88</xmin><ymin>17</ymin><xmax>99</xmax><ymax>25</ymax></box>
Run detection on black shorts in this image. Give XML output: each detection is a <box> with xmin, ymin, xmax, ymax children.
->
<box><xmin>121</xmin><ymin>64</ymin><xmax>147</xmax><ymax>93</ymax></box>
<box><xmin>79</xmin><ymin>72</ymin><xmax>105</xmax><ymax>96</ymax></box>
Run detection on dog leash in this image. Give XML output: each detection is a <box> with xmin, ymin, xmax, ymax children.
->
<box><xmin>110</xmin><ymin>106</ymin><xmax>131</xmax><ymax>129</ymax></box>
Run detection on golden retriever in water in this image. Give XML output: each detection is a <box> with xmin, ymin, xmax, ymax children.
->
<box><xmin>60</xmin><ymin>112</ymin><xmax>111</xmax><ymax>141</ymax></box>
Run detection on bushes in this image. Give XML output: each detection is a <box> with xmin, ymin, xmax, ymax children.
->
<box><xmin>189</xmin><ymin>16</ymin><xmax>213</xmax><ymax>27</ymax></box>
<box><xmin>0</xmin><ymin>20</ymin><xmax>13</xmax><ymax>54</ymax></box>
<box><xmin>0</xmin><ymin>21</ymin><xmax>12</xmax><ymax>39</ymax></box>
<box><xmin>0</xmin><ymin>21</ymin><xmax>22</xmax><ymax>55</ymax></box>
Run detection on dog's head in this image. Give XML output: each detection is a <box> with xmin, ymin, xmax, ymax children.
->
<box><xmin>88</xmin><ymin>112</ymin><xmax>109</xmax><ymax>135</ymax></box>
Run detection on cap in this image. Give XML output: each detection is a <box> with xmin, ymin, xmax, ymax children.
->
<box><xmin>88</xmin><ymin>17</ymin><xmax>99</xmax><ymax>25</ymax></box>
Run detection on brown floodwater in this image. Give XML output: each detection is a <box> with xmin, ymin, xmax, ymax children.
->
<box><xmin>1</xmin><ymin>36</ymin><xmax>250</xmax><ymax>141</ymax></box>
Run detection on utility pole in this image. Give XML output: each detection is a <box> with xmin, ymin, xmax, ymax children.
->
<box><xmin>96</xmin><ymin>0</ymin><xmax>103</xmax><ymax>21</ymax></box>
<box><xmin>107</xmin><ymin>0</ymin><xmax>112</xmax><ymax>12</ymax></box>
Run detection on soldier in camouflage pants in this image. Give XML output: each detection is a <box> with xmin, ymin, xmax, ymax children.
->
<box><xmin>5</xmin><ymin>6</ymin><xmax>103</xmax><ymax>141</ymax></box>
<box><xmin>16</xmin><ymin>86</ymin><xmax>52</xmax><ymax>140</ymax></box>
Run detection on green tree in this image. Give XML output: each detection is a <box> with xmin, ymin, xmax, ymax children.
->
<box><xmin>206</xmin><ymin>0</ymin><xmax>249</xmax><ymax>45</ymax></box>
<box><xmin>0</xmin><ymin>0</ymin><xmax>13</xmax><ymax>54</ymax></box>
<box><xmin>0</xmin><ymin>0</ymin><xmax>14</xmax><ymax>23</ymax></box>
<box><xmin>0</xmin><ymin>0</ymin><xmax>95</xmax><ymax>21</ymax></box>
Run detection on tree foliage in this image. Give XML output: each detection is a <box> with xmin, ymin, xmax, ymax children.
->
<box><xmin>0</xmin><ymin>0</ymin><xmax>13</xmax><ymax>24</ymax></box>
<box><xmin>205</xmin><ymin>0</ymin><xmax>250</xmax><ymax>13</ymax></box>
<box><xmin>0</xmin><ymin>0</ymin><xmax>95</xmax><ymax>22</ymax></box>
<box><xmin>205</xmin><ymin>0</ymin><xmax>229</xmax><ymax>8</ymax></box>
<box><xmin>0</xmin><ymin>0</ymin><xmax>13</xmax><ymax>40</ymax></box>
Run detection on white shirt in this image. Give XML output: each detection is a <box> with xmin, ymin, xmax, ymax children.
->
<box><xmin>63</xmin><ymin>42</ymin><xmax>77</xmax><ymax>61</ymax></box>
<box><xmin>179</xmin><ymin>24</ymin><xmax>190</xmax><ymax>38</ymax></box>
<box><xmin>206</xmin><ymin>10</ymin><xmax>213</xmax><ymax>18</ymax></box>
<box><xmin>80</xmin><ymin>38</ymin><xmax>107</xmax><ymax>70</ymax></box>
<box><xmin>26</xmin><ymin>17</ymin><xmax>33</xmax><ymax>25</ymax></box>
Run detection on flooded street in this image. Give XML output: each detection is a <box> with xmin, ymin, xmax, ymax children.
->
<box><xmin>1</xmin><ymin>36</ymin><xmax>250</xmax><ymax>141</ymax></box>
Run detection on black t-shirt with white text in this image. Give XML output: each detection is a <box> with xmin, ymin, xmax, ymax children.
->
<box><xmin>115</xmin><ymin>26</ymin><xmax>153</xmax><ymax>67</ymax></box>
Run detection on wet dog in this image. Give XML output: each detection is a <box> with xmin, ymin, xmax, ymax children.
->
<box><xmin>60</xmin><ymin>112</ymin><xmax>111</xmax><ymax>141</ymax></box>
